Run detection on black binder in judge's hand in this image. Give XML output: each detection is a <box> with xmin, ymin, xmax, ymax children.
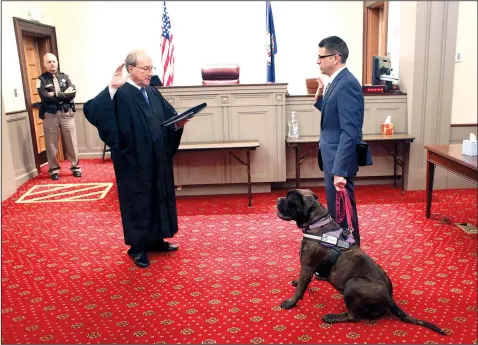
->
<box><xmin>159</xmin><ymin>102</ymin><xmax>207</xmax><ymax>127</ymax></box>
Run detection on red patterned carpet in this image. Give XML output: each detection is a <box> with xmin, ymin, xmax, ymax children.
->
<box><xmin>2</xmin><ymin>159</ymin><xmax>477</xmax><ymax>344</ymax></box>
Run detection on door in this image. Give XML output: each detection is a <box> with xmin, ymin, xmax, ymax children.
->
<box><xmin>14</xmin><ymin>17</ymin><xmax>63</xmax><ymax>174</ymax></box>
<box><xmin>362</xmin><ymin>1</ymin><xmax>389</xmax><ymax>85</ymax></box>
<box><xmin>22</xmin><ymin>35</ymin><xmax>64</xmax><ymax>165</ymax></box>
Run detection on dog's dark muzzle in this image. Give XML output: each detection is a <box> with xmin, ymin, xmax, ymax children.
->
<box><xmin>276</xmin><ymin>197</ymin><xmax>292</xmax><ymax>221</ymax></box>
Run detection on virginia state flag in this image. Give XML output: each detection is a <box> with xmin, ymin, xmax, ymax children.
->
<box><xmin>266</xmin><ymin>0</ymin><xmax>277</xmax><ymax>82</ymax></box>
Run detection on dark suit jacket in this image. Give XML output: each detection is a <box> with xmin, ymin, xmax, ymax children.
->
<box><xmin>314</xmin><ymin>67</ymin><xmax>367</xmax><ymax>177</ymax></box>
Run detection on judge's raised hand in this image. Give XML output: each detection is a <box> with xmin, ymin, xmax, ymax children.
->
<box><xmin>314</xmin><ymin>77</ymin><xmax>325</xmax><ymax>100</ymax></box>
<box><xmin>110</xmin><ymin>62</ymin><xmax>129</xmax><ymax>89</ymax></box>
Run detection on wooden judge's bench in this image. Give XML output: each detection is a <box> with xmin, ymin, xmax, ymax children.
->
<box><xmin>154</xmin><ymin>83</ymin><xmax>411</xmax><ymax>198</ymax></box>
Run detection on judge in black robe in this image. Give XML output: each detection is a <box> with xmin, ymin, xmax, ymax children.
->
<box><xmin>83</xmin><ymin>51</ymin><xmax>185</xmax><ymax>268</ymax></box>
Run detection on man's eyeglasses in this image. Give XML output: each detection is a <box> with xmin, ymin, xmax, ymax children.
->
<box><xmin>317</xmin><ymin>54</ymin><xmax>341</xmax><ymax>60</ymax></box>
<box><xmin>135</xmin><ymin>66</ymin><xmax>156</xmax><ymax>73</ymax></box>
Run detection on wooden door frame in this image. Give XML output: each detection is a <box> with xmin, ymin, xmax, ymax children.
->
<box><xmin>362</xmin><ymin>1</ymin><xmax>389</xmax><ymax>85</ymax></box>
<box><xmin>13</xmin><ymin>17</ymin><xmax>62</xmax><ymax>174</ymax></box>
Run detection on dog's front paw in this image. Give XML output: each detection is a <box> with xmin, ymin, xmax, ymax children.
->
<box><xmin>280</xmin><ymin>299</ymin><xmax>296</xmax><ymax>309</ymax></box>
<box><xmin>291</xmin><ymin>280</ymin><xmax>298</xmax><ymax>287</ymax></box>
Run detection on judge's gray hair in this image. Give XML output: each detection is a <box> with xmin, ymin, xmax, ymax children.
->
<box><xmin>125</xmin><ymin>50</ymin><xmax>147</xmax><ymax>72</ymax></box>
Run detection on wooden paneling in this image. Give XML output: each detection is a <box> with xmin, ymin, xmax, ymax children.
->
<box><xmin>285</xmin><ymin>94</ymin><xmax>408</xmax><ymax>179</ymax></box>
<box><xmin>158</xmin><ymin>84</ymin><xmax>288</xmax><ymax>186</ymax></box>
<box><xmin>230</xmin><ymin>108</ymin><xmax>272</xmax><ymax>182</ymax></box>
<box><xmin>449</xmin><ymin>124</ymin><xmax>478</xmax><ymax>143</ymax></box>
<box><xmin>5</xmin><ymin>111</ymin><xmax>37</xmax><ymax>183</ymax></box>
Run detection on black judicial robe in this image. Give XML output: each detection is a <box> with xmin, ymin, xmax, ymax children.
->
<box><xmin>83</xmin><ymin>83</ymin><xmax>183</xmax><ymax>248</ymax></box>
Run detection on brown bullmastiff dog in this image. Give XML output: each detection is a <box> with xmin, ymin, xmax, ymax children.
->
<box><xmin>276</xmin><ymin>189</ymin><xmax>446</xmax><ymax>335</ymax></box>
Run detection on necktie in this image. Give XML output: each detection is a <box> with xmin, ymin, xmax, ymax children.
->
<box><xmin>53</xmin><ymin>74</ymin><xmax>61</xmax><ymax>96</ymax></box>
<box><xmin>324</xmin><ymin>81</ymin><xmax>331</xmax><ymax>96</ymax></box>
<box><xmin>141</xmin><ymin>88</ymin><xmax>150</xmax><ymax>106</ymax></box>
<box><xmin>141</xmin><ymin>87</ymin><xmax>159</xmax><ymax>141</ymax></box>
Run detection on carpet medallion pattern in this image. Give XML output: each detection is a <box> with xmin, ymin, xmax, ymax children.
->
<box><xmin>1</xmin><ymin>160</ymin><xmax>476</xmax><ymax>344</ymax></box>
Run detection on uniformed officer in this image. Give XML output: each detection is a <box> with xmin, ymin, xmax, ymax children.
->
<box><xmin>37</xmin><ymin>53</ymin><xmax>81</xmax><ymax>180</ymax></box>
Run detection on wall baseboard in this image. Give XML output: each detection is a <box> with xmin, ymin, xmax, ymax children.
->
<box><xmin>79</xmin><ymin>152</ymin><xmax>108</xmax><ymax>159</ymax></box>
<box><xmin>175</xmin><ymin>183</ymin><xmax>271</xmax><ymax>197</ymax></box>
<box><xmin>15</xmin><ymin>168</ymin><xmax>38</xmax><ymax>188</ymax></box>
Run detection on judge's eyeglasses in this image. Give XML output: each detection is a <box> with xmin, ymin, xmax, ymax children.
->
<box><xmin>135</xmin><ymin>66</ymin><xmax>156</xmax><ymax>73</ymax></box>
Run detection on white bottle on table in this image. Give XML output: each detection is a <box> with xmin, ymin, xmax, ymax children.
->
<box><xmin>288</xmin><ymin>111</ymin><xmax>299</xmax><ymax>138</ymax></box>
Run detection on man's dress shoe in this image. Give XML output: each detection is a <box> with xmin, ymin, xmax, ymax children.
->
<box><xmin>148</xmin><ymin>241</ymin><xmax>179</xmax><ymax>252</ymax></box>
<box><xmin>127</xmin><ymin>249</ymin><xmax>149</xmax><ymax>268</ymax></box>
<box><xmin>51</xmin><ymin>173</ymin><xmax>59</xmax><ymax>181</ymax></box>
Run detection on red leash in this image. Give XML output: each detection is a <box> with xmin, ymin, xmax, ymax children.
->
<box><xmin>335</xmin><ymin>189</ymin><xmax>354</xmax><ymax>233</ymax></box>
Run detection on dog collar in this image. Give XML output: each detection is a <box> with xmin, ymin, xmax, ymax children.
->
<box><xmin>302</xmin><ymin>215</ymin><xmax>332</xmax><ymax>232</ymax></box>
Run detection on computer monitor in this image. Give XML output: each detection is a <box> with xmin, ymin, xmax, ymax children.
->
<box><xmin>372</xmin><ymin>56</ymin><xmax>391</xmax><ymax>85</ymax></box>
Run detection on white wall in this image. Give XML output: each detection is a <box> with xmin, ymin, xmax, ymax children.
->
<box><xmin>398</xmin><ymin>1</ymin><xmax>417</xmax><ymax>132</ymax></box>
<box><xmin>1</xmin><ymin>1</ymin><xmax>59</xmax><ymax>112</ymax></box>
<box><xmin>1</xmin><ymin>1</ymin><xmax>363</xmax><ymax>112</ymax></box>
<box><xmin>271</xmin><ymin>1</ymin><xmax>363</xmax><ymax>93</ymax></box>
<box><xmin>451</xmin><ymin>1</ymin><xmax>477</xmax><ymax>124</ymax></box>
<box><xmin>387</xmin><ymin>1</ymin><xmax>400</xmax><ymax>77</ymax></box>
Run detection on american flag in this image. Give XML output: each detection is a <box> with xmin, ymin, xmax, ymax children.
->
<box><xmin>160</xmin><ymin>0</ymin><xmax>174</xmax><ymax>86</ymax></box>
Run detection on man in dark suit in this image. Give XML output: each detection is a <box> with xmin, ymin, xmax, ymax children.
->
<box><xmin>313</xmin><ymin>36</ymin><xmax>366</xmax><ymax>279</ymax></box>
<box><xmin>83</xmin><ymin>50</ymin><xmax>187</xmax><ymax>268</ymax></box>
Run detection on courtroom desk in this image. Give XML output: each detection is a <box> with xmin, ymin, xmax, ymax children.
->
<box><xmin>284</xmin><ymin>93</ymin><xmax>408</xmax><ymax>183</ymax></box>
<box><xmin>157</xmin><ymin>83</ymin><xmax>289</xmax><ymax>187</ymax></box>
<box><xmin>425</xmin><ymin>144</ymin><xmax>478</xmax><ymax>218</ymax></box>
<box><xmin>286</xmin><ymin>134</ymin><xmax>415</xmax><ymax>193</ymax></box>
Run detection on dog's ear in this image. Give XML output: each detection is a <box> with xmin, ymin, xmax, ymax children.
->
<box><xmin>303</xmin><ymin>195</ymin><xmax>318</xmax><ymax>215</ymax></box>
<box><xmin>307</xmin><ymin>196</ymin><xmax>329</xmax><ymax>220</ymax></box>
<box><xmin>285</xmin><ymin>190</ymin><xmax>303</xmax><ymax>220</ymax></box>
<box><xmin>286</xmin><ymin>190</ymin><xmax>303</xmax><ymax>208</ymax></box>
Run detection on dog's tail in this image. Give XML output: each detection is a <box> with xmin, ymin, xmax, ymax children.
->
<box><xmin>389</xmin><ymin>299</ymin><xmax>447</xmax><ymax>335</ymax></box>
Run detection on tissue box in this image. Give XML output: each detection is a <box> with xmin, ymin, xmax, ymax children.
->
<box><xmin>381</xmin><ymin>123</ymin><xmax>394</xmax><ymax>135</ymax></box>
<box><xmin>462</xmin><ymin>140</ymin><xmax>477</xmax><ymax>156</ymax></box>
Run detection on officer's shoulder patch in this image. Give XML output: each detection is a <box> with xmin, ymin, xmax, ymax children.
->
<box><xmin>36</xmin><ymin>79</ymin><xmax>41</xmax><ymax>88</ymax></box>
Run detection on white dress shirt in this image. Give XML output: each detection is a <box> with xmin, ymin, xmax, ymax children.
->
<box><xmin>324</xmin><ymin>65</ymin><xmax>346</xmax><ymax>95</ymax></box>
